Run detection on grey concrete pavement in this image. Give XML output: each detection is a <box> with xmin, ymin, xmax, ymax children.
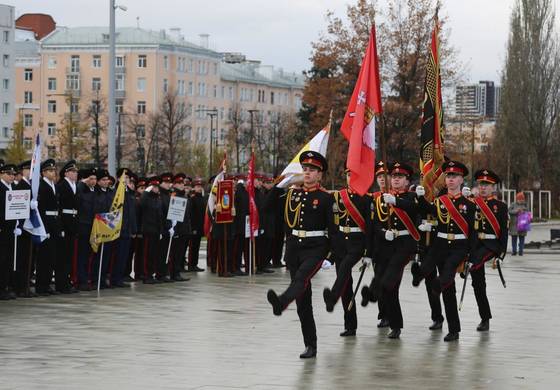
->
<box><xmin>1</xmin><ymin>251</ymin><xmax>559</xmax><ymax>389</ymax></box>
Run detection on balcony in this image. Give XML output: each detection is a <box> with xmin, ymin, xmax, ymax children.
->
<box><xmin>64</xmin><ymin>112</ymin><xmax>82</xmax><ymax>122</ymax></box>
<box><xmin>115</xmin><ymin>90</ymin><xmax>126</xmax><ymax>99</ymax></box>
<box><xmin>66</xmin><ymin>66</ymin><xmax>80</xmax><ymax>74</ymax></box>
<box><xmin>115</xmin><ymin>66</ymin><xmax>126</xmax><ymax>74</ymax></box>
<box><xmin>64</xmin><ymin>89</ymin><xmax>81</xmax><ymax>98</ymax></box>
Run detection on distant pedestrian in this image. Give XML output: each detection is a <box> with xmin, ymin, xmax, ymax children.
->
<box><xmin>508</xmin><ymin>192</ymin><xmax>529</xmax><ymax>256</ymax></box>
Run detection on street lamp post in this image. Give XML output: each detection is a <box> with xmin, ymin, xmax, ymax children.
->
<box><xmin>195</xmin><ymin>108</ymin><xmax>218</xmax><ymax>178</ymax></box>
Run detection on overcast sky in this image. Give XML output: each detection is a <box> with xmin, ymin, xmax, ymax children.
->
<box><xmin>7</xmin><ymin>0</ymin><xmax>560</xmax><ymax>84</ymax></box>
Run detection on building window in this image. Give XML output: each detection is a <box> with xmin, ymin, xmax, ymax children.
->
<box><xmin>163</xmin><ymin>55</ymin><xmax>168</xmax><ymax>70</ymax></box>
<box><xmin>66</xmin><ymin>74</ymin><xmax>80</xmax><ymax>90</ymax></box>
<box><xmin>24</xmin><ymin>68</ymin><xmax>33</xmax><ymax>81</ymax></box>
<box><xmin>2</xmin><ymin>79</ymin><xmax>8</xmax><ymax>90</ymax></box>
<box><xmin>188</xmin><ymin>59</ymin><xmax>193</xmax><ymax>73</ymax></box>
<box><xmin>92</xmin><ymin>77</ymin><xmax>101</xmax><ymax>91</ymax></box>
<box><xmin>177</xmin><ymin>80</ymin><xmax>185</xmax><ymax>96</ymax></box>
<box><xmin>48</xmin><ymin>77</ymin><xmax>57</xmax><ymax>91</ymax></box>
<box><xmin>2</xmin><ymin>127</ymin><xmax>8</xmax><ymax>138</ymax></box>
<box><xmin>2</xmin><ymin>102</ymin><xmax>8</xmax><ymax>114</ymax></box>
<box><xmin>2</xmin><ymin>31</ymin><xmax>8</xmax><ymax>43</ymax></box>
<box><xmin>48</xmin><ymin>56</ymin><xmax>57</xmax><ymax>69</ymax></box>
<box><xmin>92</xmin><ymin>55</ymin><xmax>101</xmax><ymax>68</ymax></box>
<box><xmin>70</xmin><ymin>55</ymin><xmax>80</xmax><ymax>72</ymax></box>
<box><xmin>270</xmin><ymin>91</ymin><xmax>275</xmax><ymax>105</ymax></box>
<box><xmin>47</xmin><ymin>146</ymin><xmax>56</xmax><ymax>158</ymax></box>
<box><xmin>137</xmin><ymin>101</ymin><xmax>146</xmax><ymax>114</ymax></box>
<box><xmin>24</xmin><ymin>114</ymin><xmax>33</xmax><ymax>127</ymax></box>
<box><xmin>115</xmin><ymin>74</ymin><xmax>125</xmax><ymax>90</ymax></box>
<box><xmin>3</xmin><ymin>55</ymin><xmax>9</xmax><ymax>67</ymax></box>
<box><xmin>163</xmin><ymin>78</ymin><xmax>168</xmax><ymax>93</ymax></box>
<box><xmin>228</xmin><ymin>87</ymin><xmax>234</xmax><ymax>100</ymax></box>
<box><xmin>115</xmin><ymin>100</ymin><xmax>123</xmax><ymax>113</ymax></box>
<box><xmin>137</xmin><ymin>77</ymin><xmax>146</xmax><ymax>92</ymax></box>
<box><xmin>70</xmin><ymin>102</ymin><xmax>79</xmax><ymax>113</ymax></box>
<box><xmin>137</xmin><ymin>55</ymin><xmax>147</xmax><ymax>68</ymax></box>
<box><xmin>213</xmin><ymin>63</ymin><xmax>218</xmax><ymax>75</ymax></box>
<box><xmin>24</xmin><ymin>137</ymin><xmax>32</xmax><ymax>150</ymax></box>
<box><xmin>188</xmin><ymin>81</ymin><xmax>194</xmax><ymax>96</ymax></box>
<box><xmin>48</xmin><ymin>100</ymin><xmax>57</xmax><ymax>113</ymax></box>
<box><xmin>213</xmin><ymin>85</ymin><xmax>217</xmax><ymax>98</ymax></box>
<box><xmin>136</xmin><ymin>125</ymin><xmax>145</xmax><ymax>138</ymax></box>
<box><xmin>24</xmin><ymin>91</ymin><xmax>33</xmax><ymax>104</ymax></box>
<box><xmin>47</xmin><ymin>123</ymin><xmax>56</xmax><ymax>136</ymax></box>
<box><xmin>115</xmin><ymin>56</ymin><xmax>124</xmax><ymax>67</ymax></box>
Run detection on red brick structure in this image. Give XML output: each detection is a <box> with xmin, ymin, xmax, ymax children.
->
<box><xmin>16</xmin><ymin>13</ymin><xmax>56</xmax><ymax>40</ymax></box>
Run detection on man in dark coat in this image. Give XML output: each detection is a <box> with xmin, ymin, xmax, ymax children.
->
<box><xmin>187</xmin><ymin>178</ymin><xmax>206</xmax><ymax>272</ymax></box>
<box><xmin>0</xmin><ymin>164</ymin><xmax>18</xmax><ymax>300</ymax></box>
<box><xmin>92</xmin><ymin>168</ymin><xmax>114</xmax><ymax>289</ymax></box>
<box><xmin>141</xmin><ymin>176</ymin><xmax>163</xmax><ymax>283</ymax></box>
<box><xmin>14</xmin><ymin>160</ymin><xmax>35</xmax><ymax>297</ymax></box>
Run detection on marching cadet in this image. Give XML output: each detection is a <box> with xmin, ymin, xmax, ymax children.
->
<box><xmin>36</xmin><ymin>159</ymin><xmax>64</xmax><ymax>295</ymax></box>
<box><xmin>141</xmin><ymin>176</ymin><xmax>163</xmax><ymax>284</ymax></box>
<box><xmin>14</xmin><ymin>160</ymin><xmax>35</xmax><ymax>297</ymax></box>
<box><xmin>412</xmin><ymin>161</ymin><xmax>476</xmax><ymax>342</ymax></box>
<box><xmin>158</xmin><ymin>172</ymin><xmax>174</xmax><ymax>282</ymax></box>
<box><xmin>187</xmin><ymin>178</ymin><xmax>206</xmax><ymax>272</ymax></box>
<box><xmin>111</xmin><ymin>168</ymin><xmax>137</xmax><ymax>287</ymax></box>
<box><xmin>92</xmin><ymin>169</ymin><xmax>114</xmax><ymax>289</ymax></box>
<box><xmin>76</xmin><ymin>168</ymin><xmax>97</xmax><ymax>290</ymax></box>
<box><xmin>57</xmin><ymin>160</ymin><xmax>80</xmax><ymax>293</ymax></box>
<box><xmin>323</xmin><ymin>168</ymin><xmax>371</xmax><ymax>337</ymax></box>
<box><xmin>266</xmin><ymin>151</ymin><xmax>337</xmax><ymax>359</ymax></box>
<box><xmin>0</xmin><ymin>163</ymin><xmax>18</xmax><ymax>300</ymax></box>
<box><xmin>370</xmin><ymin>162</ymin><xmax>419</xmax><ymax>338</ymax></box>
<box><xmin>168</xmin><ymin>173</ymin><xmax>191</xmax><ymax>281</ymax></box>
<box><xmin>468</xmin><ymin>169</ymin><xmax>508</xmax><ymax>331</ymax></box>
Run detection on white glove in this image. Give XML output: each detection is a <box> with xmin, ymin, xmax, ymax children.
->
<box><xmin>159</xmin><ymin>234</ymin><xmax>162</xmax><ymax>240</ymax></box>
<box><xmin>361</xmin><ymin>257</ymin><xmax>372</xmax><ymax>267</ymax></box>
<box><xmin>30</xmin><ymin>200</ymin><xmax>38</xmax><ymax>210</ymax></box>
<box><xmin>418</xmin><ymin>223</ymin><xmax>432</xmax><ymax>232</ymax></box>
<box><xmin>46</xmin><ymin>233</ymin><xmax>51</xmax><ymax>239</ymax></box>
<box><xmin>385</xmin><ymin>230</ymin><xmax>395</xmax><ymax>241</ymax></box>
<box><xmin>321</xmin><ymin>259</ymin><xmax>332</xmax><ymax>270</ymax></box>
<box><xmin>145</xmin><ymin>185</ymin><xmax>153</xmax><ymax>193</ymax></box>
<box><xmin>416</xmin><ymin>185</ymin><xmax>425</xmax><ymax>197</ymax></box>
<box><xmin>14</xmin><ymin>228</ymin><xmax>22</xmax><ymax>236</ymax></box>
<box><xmin>462</xmin><ymin>186</ymin><xmax>471</xmax><ymax>197</ymax></box>
<box><xmin>383</xmin><ymin>193</ymin><xmax>396</xmax><ymax>205</ymax></box>
<box><xmin>169</xmin><ymin>228</ymin><xmax>175</xmax><ymax>236</ymax></box>
<box><xmin>61</xmin><ymin>231</ymin><xmax>65</xmax><ymax>238</ymax></box>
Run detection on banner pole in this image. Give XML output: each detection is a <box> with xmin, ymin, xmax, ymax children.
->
<box><xmin>248</xmin><ymin>236</ymin><xmax>252</xmax><ymax>276</ymax></box>
<box><xmin>13</xmin><ymin>233</ymin><xmax>18</xmax><ymax>271</ymax></box>
<box><xmin>97</xmin><ymin>243</ymin><xmax>105</xmax><ymax>293</ymax></box>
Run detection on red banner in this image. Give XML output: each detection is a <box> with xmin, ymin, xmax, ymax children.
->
<box><xmin>216</xmin><ymin>180</ymin><xmax>235</xmax><ymax>224</ymax></box>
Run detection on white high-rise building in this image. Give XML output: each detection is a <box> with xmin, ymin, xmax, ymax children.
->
<box><xmin>0</xmin><ymin>4</ymin><xmax>15</xmax><ymax>152</ymax></box>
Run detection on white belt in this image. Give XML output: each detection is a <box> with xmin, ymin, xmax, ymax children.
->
<box><xmin>437</xmin><ymin>232</ymin><xmax>466</xmax><ymax>240</ymax></box>
<box><xmin>478</xmin><ymin>233</ymin><xmax>497</xmax><ymax>240</ymax></box>
<box><xmin>339</xmin><ymin>226</ymin><xmax>362</xmax><ymax>234</ymax></box>
<box><xmin>62</xmin><ymin>209</ymin><xmax>78</xmax><ymax>215</ymax></box>
<box><xmin>391</xmin><ymin>229</ymin><xmax>410</xmax><ymax>237</ymax></box>
<box><xmin>292</xmin><ymin>230</ymin><xmax>327</xmax><ymax>238</ymax></box>
<box><xmin>45</xmin><ymin>211</ymin><xmax>59</xmax><ymax>216</ymax></box>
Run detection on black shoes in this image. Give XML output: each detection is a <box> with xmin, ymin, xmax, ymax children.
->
<box><xmin>143</xmin><ymin>278</ymin><xmax>157</xmax><ymax>284</ymax></box>
<box><xmin>476</xmin><ymin>320</ymin><xmax>490</xmax><ymax>331</ymax></box>
<box><xmin>299</xmin><ymin>346</ymin><xmax>317</xmax><ymax>359</ymax></box>
<box><xmin>360</xmin><ymin>286</ymin><xmax>370</xmax><ymax>307</ymax></box>
<box><xmin>188</xmin><ymin>266</ymin><xmax>205</xmax><ymax>272</ymax></box>
<box><xmin>173</xmin><ymin>275</ymin><xmax>190</xmax><ymax>282</ymax></box>
<box><xmin>411</xmin><ymin>262</ymin><xmax>422</xmax><ymax>287</ymax></box>
<box><xmin>267</xmin><ymin>290</ymin><xmax>283</xmax><ymax>316</ymax></box>
<box><xmin>387</xmin><ymin>329</ymin><xmax>401</xmax><ymax>339</ymax></box>
<box><xmin>429</xmin><ymin>320</ymin><xmax>444</xmax><ymax>330</ymax></box>
<box><xmin>339</xmin><ymin>329</ymin><xmax>356</xmax><ymax>337</ymax></box>
<box><xmin>377</xmin><ymin>319</ymin><xmax>390</xmax><ymax>328</ymax></box>
<box><xmin>444</xmin><ymin>332</ymin><xmax>459</xmax><ymax>342</ymax></box>
<box><xmin>323</xmin><ymin>288</ymin><xmax>335</xmax><ymax>312</ymax></box>
<box><xmin>260</xmin><ymin>268</ymin><xmax>275</xmax><ymax>274</ymax></box>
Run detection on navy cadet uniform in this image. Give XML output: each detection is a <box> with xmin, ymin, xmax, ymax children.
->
<box><xmin>14</xmin><ymin>161</ymin><xmax>35</xmax><ymax>297</ymax></box>
<box><xmin>469</xmin><ymin>169</ymin><xmax>508</xmax><ymax>331</ymax></box>
<box><xmin>168</xmin><ymin>173</ymin><xmax>191</xmax><ymax>281</ymax></box>
<box><xmin>57</xmin><ymin>160</ymin><xmax>80</xmax><ymax>292</ymax></box>
<box><xmin>76</xmin><ymin>168</ymin><xmax>98</xmax><ymax>290</ymax></box>
<box><xmin>36</xmin><ymin>159</ymin><xmax>65</xmax><ymax>295</ymax></box>
<box><xmin>266</xmin><ymin>151</ymin><xmax>337</xmax><ymax>359</ymax></box>
<box><xmin>322</xmin><ymin>170</ymin><xmax>371</xmax><ymax>337</ymax></box>
<box><xmin>132</xmin><ymin>177</ymin><xmax>147</xmax><ymax>280</ymax></box>
<box><xmin>370</xmin><ymin>162</ymin><xmax>419</xmax><ymax>338</ymax></box>
<box><xmin>0</xmin><ymin>164</ymin><xmax>18</xmax><ymax>300</ymax></box>
<box><xmin>412</xmin><ymin>161</ymin><xmax>476</xmax><ymax>342</ymax></box>
<box><xmin>141</xmin><ymin>176</ymin><xmax>163</xmax><ymax>283</ymax></box>
<box><xmin>92</xmin><ymin>169</ymin><xmax>114</xmax><ymax>288</ymax></box>
<box><xmin>157</xmin><ymin>172</ymin><xmax>174</xmax><ymax>282</ymax></box>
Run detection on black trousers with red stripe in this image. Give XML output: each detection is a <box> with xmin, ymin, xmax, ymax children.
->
<box><xmin>332</xmin><ymin>252</ymin><xmax>358</xmax><ymax>331</ymax></box>
<box><xmin>470</xmin><ymin>246</ymin><xmax>496</xmax><ymax>322</ymax></box>
<box><xmin>279</xmin><ymin>238</ymin><xmax>329</xmax><ymax>349</ymax></box>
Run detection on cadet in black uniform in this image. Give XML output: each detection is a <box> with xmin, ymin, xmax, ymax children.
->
<box><xmin>322</xmin><ymin>168</ymin><xmax>370</xmax><ymax>337</ymax></box>
<box><xmin>132</xmin><ymin>177</ymin><xmax>147</xmax><ymax>280</ymax></box>
<box><xmin>370</xmin><ymin>162</ymin><xmax>419</xmax><ymax>338</ymax></box>
<box><xmin>0</xmin><ymin>164</ymin><xmax>18</xmax><ymax>300</ymax></box>
<box><xmin>469</xmin><ymin>169</ymin><xmax>508</xmax><ymax>331</ymax></box>
<box><xmin>36</xmin><ymin>159</ymin><xmax>64</xmax><ymax>295</ymax></box>
<box><xmin>168</xmin><ymin>173</ymin><xmax>191</xmax><ymax>281</ymax></box>
<box><xmin>266</xmin><ymin>151</ymin><xmax>337</xmax><ymax>359</ymax></box>
<box><xmin>57</xmin><ymin>160</ymin><xmax>80</xmax><ymax>293</ymax></box>
<box><xmin>76</xmin><ymin>168</ymin><xmax>98</xmax><ymax>290</ymax></box>
<box><xmin>412</xmin><ymin>161</ymin><xmax>476</xmax><ymax>342</ymax></box>
<box><xmin>141</xmin><ymin>176</ymin><xmax>163</xmax><ymax>283</ymax></box>
<box><xmin>92</xmin><ymin>169</ymin><xmax>114</xmax><ymax>289</ymax></box>
<box><xmin>158</xmin><ymin>172</ymin><xmax>174</xmax><ymax>282</ymax></box>
<box><xmin>14</xmin><ymin>160</ymin><xmax>35</xmax><ymax>297</ymax></box>
<box><xmin>187</xmin><ymin>178</ymin><xmax>206</xmax><ymax>272</ymax></box>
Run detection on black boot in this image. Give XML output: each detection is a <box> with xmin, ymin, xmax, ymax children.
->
<box><xmin>444</xmin><ymin>332</ymin><xmax>459</xmax><ymax>342</ymax></box>
<box><xmin>360</xmin><ymin>286</ymin><xmax>370</xmax><ymax>307</ymax></box>
<box><xmin>267</xmin><ymin>290</ymin><xmax>283</xmax><ymax>316</ymax></box>
<box><xmin>411</xmin><ymin>262</ymin><xmax>423</xmax><ymax>287</ymax></box>
<box><xmin>299</xmin><ymin>346</ymin><xmax>317</xmax><ymax>359</ymax></box>
<box><xmin>387</xmin><ymin>329</ymin><xmax>401</xmax><ymax>339</ymax></box>
<box><xmin>429</xmin><ymin>320</ymin><xmax>444</xmax><ymax>330</ymax></box>
<box><xmin>339</xmin><ymin>329</ymin><xmax>356</xmax><ymax>337</ymax></box>
<box><xmin>476</xmin><ymin>320</ymin><xmax>490</xmax><ymax>331</ymax></box>
<box><xmin>323</xmin><ymin>288</ymin><xmax>335</xmax><ymax>312</ymax></box>
<box><xmin>377</xmin><ymin>318</ymin><xmax>390</xmax><ymax>328</ymax></box>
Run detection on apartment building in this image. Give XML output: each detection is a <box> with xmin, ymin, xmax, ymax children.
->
<box><xmin>0</xmin><ymin>4</ymin><xmax>15</xmax><ymax>152</ymax></box>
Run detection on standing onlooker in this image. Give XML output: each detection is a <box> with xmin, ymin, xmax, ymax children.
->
<box><xmin>508</xmin><ymin>192</ymin><xmax>529</xmax><ymax>256</ymax></box>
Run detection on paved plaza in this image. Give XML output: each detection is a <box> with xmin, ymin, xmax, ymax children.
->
<box><xmin>1</xmin><ymin>245</ymin><xmax>559</xmax><ymax>390</ymax></box>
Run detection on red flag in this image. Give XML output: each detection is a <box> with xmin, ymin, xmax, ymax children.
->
<box><xmin>341</xmin><ymin>25</ymin><xmax>383</xmax><ymax>195</ymax></box>
<box><xmin>247</xmin><ymin>151</ymin><xmax>259</xmax><ymax>239</ymax></box>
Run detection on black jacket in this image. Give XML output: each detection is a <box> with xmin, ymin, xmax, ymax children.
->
<box><xmin>190</xmin><ymin>192</ymin><xmax>206</xmax><ymax>236</ymax></box>
<box><xmin>120</xmin><ymin>187</ymin><xmax>138</xmax><ymax>238</ymax></box>
<box><xmin>140</xmin><ymin>190</ymin><xmax>163</xmax><ymax>235</ymax></box>
<box><xmin>38</xmin><ymin>178</ymin><xmax>61</xmax><ymax>236</ymax></box>
<box><xmin>57</xmin><ymin>178</ymin><xmax>79</xmax><ymax>235</ymax></box>
<box><xmin>77</xmin><ymin>182</ymin><xmax>97</xmax><ymax>236</ymax></box>
<box><xmin>0</xmin><ymin>180</ymin><xmax>17</xmax><ymax>239</ymax></box>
